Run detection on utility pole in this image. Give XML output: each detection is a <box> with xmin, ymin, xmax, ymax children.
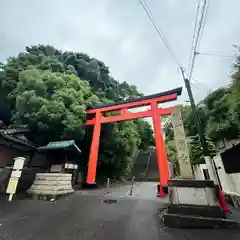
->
<box><xmin>180</xmin><ymin>68</ymin><xmax>209</xmax><ymax>156</ymax></box>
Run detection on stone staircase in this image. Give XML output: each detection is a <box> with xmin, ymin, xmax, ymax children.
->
<box><xmin>129</xmin><ymin>149</ymin><xmax>160</xmax><ymax>182</ymax></box>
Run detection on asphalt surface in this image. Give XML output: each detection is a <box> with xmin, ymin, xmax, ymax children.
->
<box><xmin>0</xmin><ymin>182</ymin><xmax>240</xmax><ymax>240</ymax></box>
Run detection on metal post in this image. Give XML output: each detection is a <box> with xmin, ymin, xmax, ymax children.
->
<box><xmin>129</xmin><ymin>176</ymin><xmax>135</xmax><ymax>196</ymax></box>
<box><xmin>107</xmin><ymin>178</ymin><xmax>110</xmax><ymax>189</ymax></box>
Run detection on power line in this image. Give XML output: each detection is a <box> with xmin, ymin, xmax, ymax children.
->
<box><xmin>140</xmin><ymin>0</ymin><xmax>210</xmax><ymax>156</ymax></box>
<box><xmin>190</xmin><ymin>81</ymin><xmax>205</xmax><ymax>92</ymax></box>
<box><xmin>196</xmin><ymin>52</ymin><xmax>234</xmax><ymax>58</ymax></box>
<box><xmin>197</xmin><ymin>0</ymin><xmax>212</xmax><ymax>52</ymax></box>
<box><xmin>188</xmin><ymin>0</ymin><xmax>207</xmax><ymax>81</ymax></box>
<box><xmin>140</xmin><ymin>0</ymin><xmax>211</xmax><ymax>92</ymax></box>
<box><xmin>188</xmin><ymin>0</ymin><xmax>201</xmax><ymax>74</ymax></box>
<box><xmin>139</xmin><ymin>0</ymin><xmax>182</xmax><ymax>69</ymax></box>
<box><xmin>181</xmin><ymin>66</ymin><xmax>212</xmax><ymax>92</ymax></box>
<box><xmin>191</xmin><ymin>77</ymin><xmax>212</xmax><ymax>92</ymax></box>
<box><xmin>190</xmin><ymin>80</ymin><xmax>210</xmax><ymax>93</ymax></box>
<box><xmin>140</xmin><ymin>0</ymin><xmax>211</xmax><ymax>96</ymax></box>
<box><xmin>183</xmin><ymin>69</ymin><xmax>211</xmax><ymax>93</ymax></box>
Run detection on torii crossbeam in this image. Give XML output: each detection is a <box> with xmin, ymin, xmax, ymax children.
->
<box><xmin>85</xmin><ymin>87</ymin><xmax>182</xmax><ymax>197</ymax></box>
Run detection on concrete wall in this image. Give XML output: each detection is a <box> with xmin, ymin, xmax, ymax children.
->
<box><xmin>194</xmin><ymin>160</ymin><xmax>218</xmax><ymax>185</ymax></box>
<box><xmin>194</xmin><ymin>153</ymin><xmax>240</xmax><ymax>198</ymax></box>
<box><xmin>193</xmin><ymin>165</ymin><xmax>205</xmax><ymax>181</ymax></box>
<box><xmin>214</xmin><ymin>154</ymin><xmax>232</xmax><ymax>193</ymax></box>
<box><xmin>214</xmin><ymin>155</ymin><xmax>240</xmax><ymax>196</ymax></box>
<box><xmin>216</xmin><ymin>138</ymin><xmax>240</xmax><ymax>154</ymax></box>
<box><xmin>227</xmin><ymin>174</ymin><xmax>240</xmax><ymax>196</ymax></box>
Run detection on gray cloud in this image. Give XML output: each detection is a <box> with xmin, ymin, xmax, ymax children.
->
<box><xmin>1</xmin><ymin>0</ymin><xmax>239</xmax><ymax>104</ymax></box>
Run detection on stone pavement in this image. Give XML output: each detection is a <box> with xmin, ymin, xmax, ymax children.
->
<box><xmin>0</xmin><ymin>182</ymin><xmax>240</xmax><ymax>240</ymax></box>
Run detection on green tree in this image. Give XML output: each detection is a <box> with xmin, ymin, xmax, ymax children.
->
<box><xmin>0</xmin><ymin>45</ymin><xmax>151</xmax><ymax>148</ymax></box>
<box><xmin>0</xmin><ymin>44</ymin><xmax>162</xmax><ymax>182</ymax></box>
<box><xmin>166</xmin><ymin>140</ymin><xmax>180</xmax><ymax>176</ymax></box>
<box><xmin>204</xmin><ymin>88</ymin><xmax>239</xmax><ymax>141</ymax></box>
<box><xmin>229</xmin><ymin>51</ymin><xmax>240</xmax><ymax>126</ymax></box>
<box><xmin>11</xmin><ymin>68</ymin><xmax>100</xmax><ymax>144</ymax></box>
<box><xmin>134</xmin><ymin>119</ymin><xmax>155</xmax><ymax>150</ymax></box>
<box><xmin>188</xmin><ymin>135</ymin><xmax>216</xmax><ymax>165</ymax></box>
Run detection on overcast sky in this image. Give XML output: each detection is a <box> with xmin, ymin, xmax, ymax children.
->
<box><xmin>1</xmin><ymin>0</ymin><xmax>239</xmax><ymax>104</ymax></box>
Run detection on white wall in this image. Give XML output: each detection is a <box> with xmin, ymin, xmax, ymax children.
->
<box><xmin>194</xmin><ymin>154</ymin><xmax>240</xmax><ymax>197</ymax></box>
<box><xmin>194</xmin><ymin>159</ymin><xmax>218</xmax><ymax>184</ymax></box>
<box><xmin>204</xmin><ymin>157</ymin><xmax>218</xmax><ymax>185</ymax></box>
<box><xmin>214</xmin><ymin>154</ymin><xmax>240</xmax><ymax>196</ymax></box>
<box><xmin>216</xmin><ymin>138</ymin><xmax>240</xmax><ymax>154</ymax></box>
<box><xmin>194</xmin><ymin>164</ymin><xmax>205</xmax><ymax>180</ymax></box>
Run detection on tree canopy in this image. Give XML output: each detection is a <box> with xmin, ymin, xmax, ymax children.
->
<box><xmin>1</xmin><ymin>44</ymin><xmax>239</xmax><ymax>180</ymax></box>
<box><xmin>0</xmin><ymin>44</ymin><xmax>154</xmax><ymax>182</ymax></box>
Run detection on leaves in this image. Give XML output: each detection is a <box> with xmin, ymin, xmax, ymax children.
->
<box><xmin>11</xmin><ymin>68</ymin><xmax>95</xmax><ymax>144</ymax></box>
<box><xmin>0</xmin><ymin>44</ymin><xmax>154</xmax><ymax>182</ymax></box>
<box><xmin>204</xmin><ymin>88</ymin><xmax>239</xmax><ymax>140</ymax></box>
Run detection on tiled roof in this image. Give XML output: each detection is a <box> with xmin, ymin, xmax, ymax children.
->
<box><xmin>0</xmin><ymin>132</ymin><xmax>36</xmax><ymax>149</ymax></box>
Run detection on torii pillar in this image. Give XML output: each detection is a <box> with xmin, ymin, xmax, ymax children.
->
<box><xmin>85</xmin><ymin>87</ymin><xmax>183</xmax><ymax>197</ymax></box>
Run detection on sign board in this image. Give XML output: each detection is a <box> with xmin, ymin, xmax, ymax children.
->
<box><xmin>13</xmin><ymin>157</ymin><xmax>25</xmax><ymax>170</ymax></box>
<box><xmin>11</xmin><ymin>170</ymin><xmax>22</xmax><ymax>178</ymax></box>
<box><xmin>171</xmin><ymin>105</ymin><xmax>193</xmax><ymax>178</ymax></box>
<box><xmin>6</xmin><ymin>178</ymin><xmax>19</xmax><ymax>194</ymax></box>
<box><xmin>50</xmin><ymin>164</ymin><xmax>63</xmax><ymax>172</ymax></box>
<box><xmin>65</xmin><ymin>163</ymin><xmax>78</xmax><ymax>169</ymax></box>
<box><xmin>6</xmin><ymin>157</ymin><xmax>26</xmax><ymax>201</ymax></box>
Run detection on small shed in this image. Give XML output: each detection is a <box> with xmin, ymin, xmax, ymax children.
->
<box><xmin>37</xmin><ymin>140</ymin><xmax>82</xmax><ymax>184</ymax></box>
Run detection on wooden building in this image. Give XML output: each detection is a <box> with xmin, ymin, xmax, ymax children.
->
<box><xmin>0</xmin><ymin>124</ymin><xmax>48</xmax><ymax>193</ymax></box>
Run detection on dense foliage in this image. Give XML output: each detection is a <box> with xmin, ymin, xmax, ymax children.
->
<box><xmin>1</xmin><ymin>44</ymin><xmax>239</xmax><ymax>180</ymax></box>
<box><xmin>0</xmin><ymin>45</ymin><xmax>154</xmax><ymax>182</ymax></box>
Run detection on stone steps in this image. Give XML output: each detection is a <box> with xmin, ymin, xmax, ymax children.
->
<box><xmin>167</xmin><ymin>204</ymin><xmax>226</xmax><ymax>218</ymax></box>
<box><xmin>28</xmin><ymin>173</ymin><xmax>74</xmax><ymax>197</ymax></box>
<box><xmin>162</xmin><ymin>211</ymin><xmax>239</xmax><ymax>229</ymax></box>
<box><xmin>163</xmin><ymin>179</ymin><xmax>240</xmax><ymax>229</ymax></box>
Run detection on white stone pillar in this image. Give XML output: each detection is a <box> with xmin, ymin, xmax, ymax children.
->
<box><xmin>171</xmin><ymin>105</ymin><xmax>194</xmax><ymax>178</ymax></box>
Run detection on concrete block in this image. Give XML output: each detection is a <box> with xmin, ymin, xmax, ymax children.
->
<box><xmin>167</xmin><ymin>204</ymin><xmax>226</xmax><ymax>218</ymax></box>
<box><xmin>168</xmin><ymin>179</ymin><xmax>219</xmax><ymax>207</ymax></box>
<box><xmin>162</xmin><ymin>211</ymin><xmax>239</xmax><ymax>229</ymax></box>
<box><xmin>164</xmin><ymin>179</ymin><xmax>236</xmax><ymax>229</ymax></box>
<box><xmin>28</xmin><ymin>173</ymin><xmax>74</xmax><ymax>197</ymax></box>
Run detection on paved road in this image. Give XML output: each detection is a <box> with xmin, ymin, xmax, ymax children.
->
<box><xmin>0</xmin><ymin>182</ymin><xmax>240</xmax><ymax>240</ymax></box>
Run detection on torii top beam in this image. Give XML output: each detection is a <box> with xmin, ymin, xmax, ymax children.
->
<box><xmin>87</xmin><ymin>87</ymin><xmax>182</xmax><ymax>114</ymax></box>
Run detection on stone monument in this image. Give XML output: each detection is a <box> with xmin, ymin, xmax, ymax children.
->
<box><xmin>162</xmin><ymin>105</ymin><xmax>238</xmax><ymax>228</ymax></box>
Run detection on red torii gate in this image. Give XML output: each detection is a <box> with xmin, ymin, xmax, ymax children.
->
<box><xmin>85</xmin><ymin>87</ymin><xmax>182</xmax><ymax>197</ymax></box>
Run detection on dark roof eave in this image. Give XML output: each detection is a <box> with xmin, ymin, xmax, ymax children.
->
<box><xmin>0</xmin><ymin>133</ymin><xmax>36</xmax><ymax>149</ymax></box>
<box><xmin>87</xmin><ymin>86</ymin><xmax>182</xmax><ymax>110</ymax></box>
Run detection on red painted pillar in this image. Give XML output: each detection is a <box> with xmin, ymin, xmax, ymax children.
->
<box><xmin>86</xmin><ymin>111</ymin><xmax>102</xmax><ymax>184</ymax></box>
<box><xmin>151</xmin><ymin>102</ymin><xmax>170</xmax><ymax>197</ymax></box>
